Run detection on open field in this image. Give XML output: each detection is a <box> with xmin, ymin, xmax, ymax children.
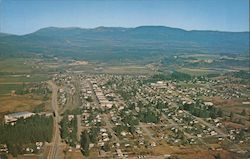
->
<box><xmin>177</xmin><ymin>67</ymin><xmax>221</xmax><ymax>76</ymax></box>
<box><xmin>152</xmin><ymin>142</ymin><xmax>239</xmax><ymax>159</ymax></box>
<box><xmin>0</xmin><ymin>58</ymin><xmax>34</xmax><ymax>74</ymax></box>
<box><xmin>66</xmin><ymin>62</ymin><xmax>156</xmax><ymax>75</ymax></box>
<box><xmin>207</xmin><ymin>97</ymin><xmax>250</xmax><ymax>111</ymax></box>
<box><xmin>8</xmin><ymin>155</ymin><xmax>39</xmax><ymax>159</ymax></box>
<box><xmin>0</xmin><ymin>84</ymin><xmax>26</xmax><ymax>94</ymax></box>
<box><xmin>103</xmin><ymin>65</ymin><xmax>154</xmax><ymax>75</ymax></box>
<box><xmin>223</xmin><ymin>104</ymin><xmax>250</xmax><ymax>114</ymax></box>
<box><xmin>0</xmin><ymin>58</ymin><xmax>52</xmax><ymax>121</ymax></box>
<box><xmin>0</xmin><ymin>95</ymin><xmax>43</xmax><ymax>113</ymax></box>
<box><xmin>0</xmin><ymin>74</ymin><xmax>50</xmax><ymax>83</ymax></box>
<box><xmin>0</xmin><ymin>78</ymin><xmax>51</xmax><ymax>118</ymax></box>
<box><xmin>65</xmin><ymin>151</ymin><xmax>84</xmax><ymax>159</ymax></box>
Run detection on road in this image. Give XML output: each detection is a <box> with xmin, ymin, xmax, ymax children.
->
<box><xmin>87</xmin><ymin>79</ymin><xmax>120</xmax><ymax>143</ymax></box>
<box><xmin>102</xmin><ymin>114</ymin><xmax>120</xmax><ymax>143</ymax></box>
<box><xmin>159</xmin><ymin>110</ymin><xmax>194</xmax><ymax>139</ymax></box>
<box><xmin>183</xmin><ymin>110</ymin><xmax>227</xmax><ymax>137</ymax></box>
<box><xmin>139</xmin><ymin>122</ymin><xmax>155</xmax><ymax>141</ymax></box>
<box><xmin>47</xmin><ymin>81</ymin><xmax>61</xmax><ymax>159</ymax></box>
<box><xmin>72</xmin><ymin>75</ymin><xmax>82</xmax><ymax>109</ymax></box>
<box><xmin>76</xmin><ymin>115</ymin><xmax>81</xmax><ymax>141</ymax></box>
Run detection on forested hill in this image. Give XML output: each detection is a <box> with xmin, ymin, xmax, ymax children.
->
<box><xmin>0</xmin><ymin>26</ymin><xmax>249</xmax><ymax>60</ymax></box>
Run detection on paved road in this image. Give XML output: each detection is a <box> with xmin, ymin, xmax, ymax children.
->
<box><xmin>87</xmin><ymin>80</ymin><xmax>120</xmax><ymax>143</ymax></box>
<box><xmin>47</xmin><ymin>81</ymin><xmax>61</xmax><ymax>159</ymax></box>
<box><xmin>185</xmin><ymin>111</ymin><xmax>227</xmax><ymax>137</ymax></box>
<box><xmin>102</xmin><ymin>114</ymin><xmax>120</xmax><ymax>143</ymax></box>
<box><xmin>72</xmin><ymin>75</ymin><xmax>82</xmax><ymax>109</ymax></box>
<box><xmin>76</xmin><ymin>115</ymin><xmax>82</xmax><ymax>142</ymax></box>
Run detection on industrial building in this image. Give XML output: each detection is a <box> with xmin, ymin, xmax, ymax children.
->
<box><xmin>4</xmin><ymin>112</ymin><xmax>35</xmax><ymax>124</ymax></box>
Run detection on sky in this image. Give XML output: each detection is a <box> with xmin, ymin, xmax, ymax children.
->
<box><xmin>0</xmin><ymin>0</ymin><xmax>249</xmax><ymax>35</ymax></box>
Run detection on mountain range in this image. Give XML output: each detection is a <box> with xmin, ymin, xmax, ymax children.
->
<box><xmin>0</xmin><ymin>26</ymin><xmax>249</xmax><ymax>60</ymax></box>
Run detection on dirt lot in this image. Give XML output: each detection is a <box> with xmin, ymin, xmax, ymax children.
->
<box><xmin>8</xmin><ymin>155</ymin><xmax>39</xmax><ymax>159</ymax></box>
<box><xmin>65</xmin><ymin>150</ymin><xmax>84</xmax><ymax>159</ymax></box>
<box><xmin>152</xmin><ymin>143</ymin><xmax>240</xmax><ymax>159</ymax></box>
<box><xmin>0</xmin><ymin>95</ymin><xmax>43</xmax><ymax>113</ymax></box>
<box><xmin>204</xmin><ymin>96</ymin><xmax>250</xmax><ymax>113</ymax></box>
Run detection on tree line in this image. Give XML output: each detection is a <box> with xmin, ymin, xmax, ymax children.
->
<box><xmin>59</xmin><ymin>114</ymin><xmax>77</xmax><ymax>147</ymax></box>
<box><xmin>0</xmin><ymin>115</ymin><xmax>53</xmax><ymax>157</ymax></box>
<box><xmin>180</xmin><ymin>102</ymin><xmax>223</xmax><ymax>118</ymax></box>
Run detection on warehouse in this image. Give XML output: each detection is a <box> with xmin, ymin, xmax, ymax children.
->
<box><xmin>4</xmin><ymin>112</ymin><xmax>35</xmax><ymax>124</ymax></box>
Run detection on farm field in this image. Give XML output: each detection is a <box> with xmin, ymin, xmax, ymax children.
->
<box><xmin>102</xmin><ymin>65</ymin><xmax>154</xmax><ymax>75</ymax></box>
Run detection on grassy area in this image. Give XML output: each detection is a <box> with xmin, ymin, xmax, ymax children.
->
<box><xmin>223</xmin><ymin>104</ymin><xmax>250</xmax><ymax>114</ymax></box>
<box><xmin>177</xmin><ymin>67</ymin><xmax>220</xmax><ymax>76</ymax></box>
<box><xmin>230</xmin><ymin>104</ymin><xmax>250</xmax><ymax>109</ymax></box>
<box><xmin>0</xmin><ymin>83</ymin><xmax>50</xmax><ymax>120</ymax></box>
<box><xmin>103</xmin><ymin>65</ymin><xmax>153</xmax><ymax>75</ymax></box>
<box><xmin>0</xmin><ymin>74</ymin><xmax>50</xmax><ymax>83</ymax></box>
<box><xmin>0</xmin><ymin>84</ymin><xmax>25</xmax><ymax>95</ymax></box>
<box><xmin>0</xmin><ymin>58</ymin><xmax>34</xmax><ymax>74</ymax></box>
<box><xmin>0</xmin><ymin>95</ymin><xmax>43</xmax><ymax>113</ymax></box>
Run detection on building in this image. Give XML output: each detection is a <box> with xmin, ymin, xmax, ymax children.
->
<box><xmin>4</xmin><ymin>112</ymin><xmax>35</xmax><ymax>124</ymax></box>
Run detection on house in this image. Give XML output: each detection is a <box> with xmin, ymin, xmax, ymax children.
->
<box><xmin>0</xmin><ymin>144</ymin><xmax>8</xmax><ymax>153</ymax></box>
<box><xmin>204</xmin><ymin>102</ymin><xmax>214</xmax><ymax>106</ymax></box>
<box><xmin>68</xmin><ymin>115</ymin><xmax>74</xmax><ymax>121</ymax></box>
<box><xmin>116</xmin><ymin>149</ymin><xmax>123</xmax><ymax>157</ymax></box>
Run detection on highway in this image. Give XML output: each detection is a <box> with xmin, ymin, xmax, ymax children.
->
<box><xmin>47</xmin><ymin>81</ymin><xmax>61</xmax><ymax>159</ymax></box>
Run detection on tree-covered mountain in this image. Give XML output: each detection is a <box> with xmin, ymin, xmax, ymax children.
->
<box><xmin>0</xmin><ymin>26</ymin><xmax>249</xmax><ymax>60</ymax></box>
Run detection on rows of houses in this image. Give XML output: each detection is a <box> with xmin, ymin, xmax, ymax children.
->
<box><xmin>92</xmin><ymin>81</ymin><xmax>113</xmax><ymax>109</ymax></box>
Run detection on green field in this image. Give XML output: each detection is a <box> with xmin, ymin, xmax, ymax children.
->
<box><xmin>227</xmin><ymin>104</ymin><xmax>250</xmax><ymax>109</ymax></box>
<box><xmin>103</xmin><ymin>65</ymin><xmax>154</xmax><ymax>75</ymax></box>
<box><xmin>0</xmin><ymin>84</ymin><xmax>25</xmax><ymax>95</ymax></box>
<box><xmin>177</xmin><ymin>67</ymin><xmax>220</xmax><ymax>76</ymax></box>
<box><xmin>0</xmin><ymin>74</ymin><xmax>50</xmax><ymax>83</ymax></box>
<box><xmin>0</xmin><ymin>58</ymin><xmax>34</xmax><ymax>73</ymax></box>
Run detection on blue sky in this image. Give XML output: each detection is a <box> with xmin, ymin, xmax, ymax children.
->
<box><xmin>0</xmin><ymin>0</ymin><xmax>249</xmax><ymax>35</ymax></box>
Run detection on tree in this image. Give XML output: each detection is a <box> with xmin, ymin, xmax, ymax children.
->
<box><xmin>0</xmin><ymin>154</ymin><xmax>7</xmax><ymax>159</ymax></box>
<box><xmin>214</xmin><ymin>153</ymin><xmax>221</xmax><ymax>159</ymax></box>
<box><xmin>129</xmin><ymin>125</ymin><xmax>136</xmax><ymax>135</ymax></box>
<box><xmin>86</xmin><ymin>96</ymin><xmax>93</xmax><ymax>102</ymax></box>
<box><xmin>60</xmin><ymin>118</ymin><xmax>68</xmax><ymax>139</ymax></box>
<box><xmin>240</xmin><ymin>109</ymin><xmax>246</xmax><ymax>116</ymax></box>
<box><xmin>7</xmin><ymin>143</ymin><xmax>18</xmax><ymax>157</ymax></box>
<box><xmin>102</xmin><ymin>143</ymin><xmax>110</xmax><ymax>152</ymax></box>
<box><xmin>217</xmin><ymin>108</ymin><xmax>223</xmax><ymax>117</ymax></box>
<box><xmin>89</xmin><ymin>127</ymin><xmax>100</xmax><ymax>143</ymax></box>
<box><xmin>230</xmin><ymin>112</ymin><xmax>234</xmax><ymax>121</ymax></box>
<box><xmin>236</xmin><ymin>130</ymin><xmax>245</xmax><ymax>140</ymax></box>
<box><xmin>0</xmin><ymin>115</ymin><xmax>53</xmax><ymax>156</ymax></box>
<box><xmin>80</xmin><ymin>130</ymin><xmax>90</xmax><ymax>156</ymax></box>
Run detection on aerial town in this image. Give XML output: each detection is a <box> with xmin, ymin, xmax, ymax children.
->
<box><xmin>0</xmin><ymin>1</ymin><xmax>249</xmax><ymax>159</ymax></box>
<box><xmin>2</xmin><ymin>69</ymin><xmax>249</xmax><ymax>159</ymax></box>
